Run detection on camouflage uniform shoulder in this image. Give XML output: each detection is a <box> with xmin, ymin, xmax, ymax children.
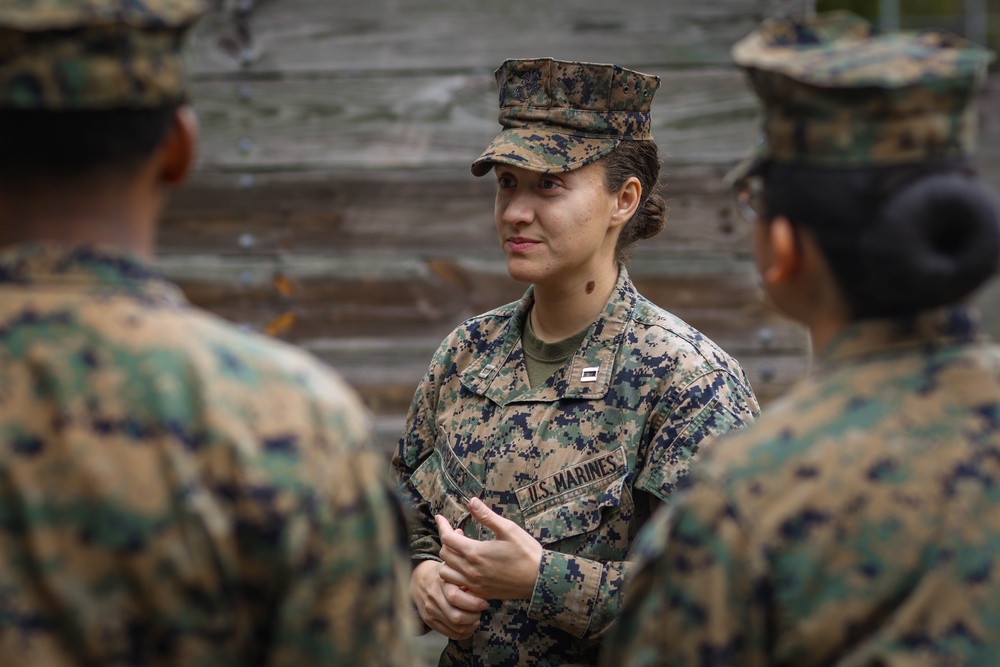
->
<box><xmin>455</xmin><ymin>298</ymin><xmax>523</xmax><ymax>330</ymax></box>
<box><xmin>180</xmin><ymin>306</ymin><xmax>370</xmax><ymax>423</ymax></box>
<box><xmin>630</xmin><ymin>292</ymin><xmax>753</xmax><ymax>382</ymax></box>
<box><xmin>429</xmin><ymin>292</ymin><xmax>528</xmax><ymax>360</ymax></box>
<box><xmin>681</xmin><ymin>374</ymin><xmax>821</xmax><ymax>483</ymax></box>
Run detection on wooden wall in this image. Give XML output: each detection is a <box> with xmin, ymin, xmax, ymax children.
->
<box><xmin>160</xmin><ymin>0</ymin><xmax>1000</xmax><ymax>453</ymax></box>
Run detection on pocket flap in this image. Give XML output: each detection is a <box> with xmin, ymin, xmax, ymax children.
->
<box><xmin>516</xmin><ymin>447</ymin><xmax>628</xmax><ymax>545</ymax></box>
<box><xmin>409</xmin><ymin>439</ymin><xmax>484</xmax><ymax>529</ymax></box>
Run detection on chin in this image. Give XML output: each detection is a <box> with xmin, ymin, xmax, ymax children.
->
<box><xmin>506</xmin><ymin>269</ymin><xmax>536</xmax><ymax>285</ymax></box>
<box><xmin>504</xmin><ymin>259</ymin><xmax>543</xmax><ymax>285</ymax></box>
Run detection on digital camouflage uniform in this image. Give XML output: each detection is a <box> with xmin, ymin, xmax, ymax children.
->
<box><xmin>398</xmin><ymin>59</ymin><xmax>758</xmax><ymax>666</ymax></box>
<box><xmin>0</xmin><ymin>3</ymin><xmax>414</xmax><ymax>665</ymax></box>
<box><xmin>0</xmin><ymin>244</ymin><xmax>413</xmax><ymax>666</ymax></box>
<box><xmin>394</xmin><ymin>267</ymin><xmax>758</xmax><ymax>666</ymax></box>
<box><xmin>607</xmin><ymin>309</ymin><xmax>1000</xmax><ymax>666</ymax></box>
<box><xmin>603</xmin><ymin>14</ymin><xmax>1000</xmax><ymax>667</ymax></box>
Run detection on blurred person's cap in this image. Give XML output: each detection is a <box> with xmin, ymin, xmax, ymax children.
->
<box><xmin>726</xmin><ymin>11</ymin><xmax>995</xmax><ymax>185</ymax></box>
<box><xmin>0</xmin><ymin>0</ymin><xmax>206</xmax><ymax>110</ymax></box>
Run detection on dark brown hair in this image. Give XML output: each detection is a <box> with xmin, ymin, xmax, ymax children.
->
<box><xmin>0</xmin><ymin>103</ymin><xmax>179</xmax><ymax>183</ymax></box>
<box><xmin>763</xmin><ymin>160</ymin><xmax>1000</xmax><ymax>318</ymax></box>
<box><xmin>602</xmin><ymin>140</ymin><xmax>667</xmax><ymax>265</ymax></box>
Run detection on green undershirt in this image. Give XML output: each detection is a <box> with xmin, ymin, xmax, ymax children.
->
<box><xmin>521</xmin><ymin>311</ymin><xmax>589</xmax><ymax>388</ymax></box>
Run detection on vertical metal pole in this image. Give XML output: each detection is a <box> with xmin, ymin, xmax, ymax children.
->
<box><xmin>965</xmin><ymin>0</ymin><xmax>988</xmax><ymax>46</ymax></box>
<box><xmin>879</xmin><ymin>0</ymin><xmax>900</xmax><ymax>31</ymax></box>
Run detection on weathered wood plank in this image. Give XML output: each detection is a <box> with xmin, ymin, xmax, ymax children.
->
<box><xmin>156</xmin><ymin>253</ymin><xmax>801</xmax><ymax>344</ymax></box>
<box><xmin>156</xmin><ymin>252</ymin><xmax>808</xmax><ymax>411</ymax></box>
<box><xmin>188</xmin><ymin>0</ymin><xmax>816</xmax><ymax>76</ymax></box>
<box><xmin>159</xmin><ymin>166</ymin><xmax>751</xmax><ymax>259</ymax></box>
<box><xmin>187</xmin><ymin>68</ymin><xmax>758</xmax><ymax>172</ymax></box>
<box><xmin>179</xmin><ymin>69</ymin><xmax>998</xmax><ymax>181</ymax></box>
<box><xmin>157</xmin><ymin>0</ymin><xmax>999</xmax><ymax>446</ymax></box>
<box><xmin>974</xmin><ymin>77</ymin><xmax>1000</xmax><ymax>193</ymax></box>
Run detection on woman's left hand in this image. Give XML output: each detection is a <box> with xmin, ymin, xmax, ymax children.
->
<box><xmin>436</xmin><ymin>497</ymin><xmax>544</xmax><ymax>601</ymax></box>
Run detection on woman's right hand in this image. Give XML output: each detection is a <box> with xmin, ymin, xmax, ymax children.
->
<box><xmin>411</xmin><ymin>559</ymin><xmax>489</xmax><ymax>640</ymax></box>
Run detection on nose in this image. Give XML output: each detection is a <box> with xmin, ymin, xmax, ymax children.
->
<box><xmin>497</xmin><ymin>188</ymin><xmax>534</xmax><ymax>227</ymax></box>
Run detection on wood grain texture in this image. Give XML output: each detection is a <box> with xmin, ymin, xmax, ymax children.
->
<box><xmin>157</xmin><ymin>1</ymin><xmax>1000</xmax><ymax>454</ymax></box>
<box><xmin>189</xmin><ymin>0</ymin><xmax>816</xmax><ymax>75</ymax></box>
<box><xmin>161</xmin><ymin>167</ymin><xmax>751</xmax><ymax>257</ymax></box>
<box><xmin>188</xmin><ymin>68</ymin><xmax>759</xmax><ymax>172</ymax></box>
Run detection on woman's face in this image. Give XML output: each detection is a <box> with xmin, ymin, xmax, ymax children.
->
<box><xmin>493</xmin><ymin>161</ymin><xmax>624</xmax><ymax>288</ymax></box>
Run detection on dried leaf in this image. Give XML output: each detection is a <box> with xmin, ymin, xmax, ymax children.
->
<box><xmin>273</xmin><ymin>272</ymin><xmax>295</xmax><ymax>297</ymax></box>
<box><xmin>264</xmin><ymin>311</ymin><xmax>296</xmax><ymax>337</ymax></box>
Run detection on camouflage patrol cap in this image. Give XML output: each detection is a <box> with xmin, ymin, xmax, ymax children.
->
<box><xmin>471</xmin><ymin>57</ymin><xmax>660</xmax><ymax>177</ymax></box>
<box><xmin>0</xmin><ymin>0</ymin><xmax>206</xmax><ymax>110</ymax></box>
<box><xmin>727</xmin><ymin>11</ymin><xmax>995</xmax><ymax>184</ymax></box>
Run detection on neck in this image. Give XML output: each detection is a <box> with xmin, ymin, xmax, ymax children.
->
<box><xmin>807</xmin><ymin>318</ymin><xmax>851</xmax><ymax>357</ymax></box>
<box><xmin>0</xmin><ymin>171</ymin><xmax>162</xmax><ymax>258</ymax></box>
<box><xmin>799</xmin><ymin>292</ymin><xmax>853</xmax><ymax>356</ymax></box>
<box><xmin>530</xmin><ymin>267</ymin><xmax>619</xmax><ymax>342</ymax></box>
<box><xmin>777</xmin><ymin>227</ymin><xmax>855</xmax><ymax>358</ymax></box>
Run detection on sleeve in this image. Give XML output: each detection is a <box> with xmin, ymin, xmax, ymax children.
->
<box><xmin>635</xmin><ymin>367</ymin><xmax>759</xmax><ymax>502</ymax></box>
<box><xmin>266</xmin><ymin>447</ymin><xmax>417</xmax><ymax>667</ymax></box>
<box><xmin>526</xmin><ymin>368</ymin><xmax>758</xmax><ymax>639</ymax></box>
<box><xmin>391</xmin><ymin>358</ymin><xmax>444</xmax><ymax>563</ymax></box>
<box><xmin>527</xmin><ymin>548</ymin><xmax>635</xmax><ymax>639</ymax></box>
<box><xmin>600</xmin><ymin>480</ymin><xmax>771</xmax><ymax>667</ymax></box>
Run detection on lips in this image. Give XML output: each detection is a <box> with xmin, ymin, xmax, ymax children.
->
<box><xmin>507</xmin><ymin>236</ymin><xmax>540</xmax><ymax>253</ymax></box>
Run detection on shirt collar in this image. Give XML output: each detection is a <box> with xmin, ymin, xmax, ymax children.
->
<box><xmin>463</xmin><ymin>266</ymin><xmax>637</xmax><ymax>403</ymax></box>
<box><xmin>0</xmin><ymin>242</ymin><xmax>185</xmax><ymax>305</ymax></box>
<box><xmin>818</xmin><ymin>306</ymin><xmax>986</xmax><ymax>370</ymax></box>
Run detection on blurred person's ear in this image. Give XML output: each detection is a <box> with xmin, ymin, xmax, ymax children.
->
<box><xmin>160</xmin><ymin>105</ymin><xmax>199</xmax><ymax>186</ymax></box>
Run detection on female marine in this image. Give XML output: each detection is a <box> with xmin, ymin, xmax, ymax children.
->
<box><xmin>393</xmin><ymin>57</ymin><xmax>759</xmax><ymax>666</ymax></box>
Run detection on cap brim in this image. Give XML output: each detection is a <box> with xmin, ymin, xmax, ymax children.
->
<box><xmin>471</xmin><ymin>127</ymin><xmax>620</xmax><ymax>176</ymax></box>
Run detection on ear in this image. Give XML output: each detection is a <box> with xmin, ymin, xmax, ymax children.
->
<box><xmin>760</xmin><ymin>215</ymin><xmax>802</xmax><ymax>285</ymax></box>
<box><xmin>610</xmin><ymin>176</ymin><xmax>642</xmax><ymax>230</ymax></box>
<box><xmin>160</xmin><ymin>105</ymin><xmax>199</xmax><ymax>186</ymax></box>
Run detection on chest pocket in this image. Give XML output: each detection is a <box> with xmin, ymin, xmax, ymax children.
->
<box><xmin>408</xmin><ymin>432</ymin><xmax>484</xmax><ymax>531</ymax></box>
<box><xmin>515</xmin><ymin>446</ymin><xmax>632</xmax><ymax>555</ymax></box>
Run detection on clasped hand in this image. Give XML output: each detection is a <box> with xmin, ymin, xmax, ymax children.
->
<box><xmin>410</xmin><ymin>497</ymin><xmax>544</xmax><ymax>640</ymax></box>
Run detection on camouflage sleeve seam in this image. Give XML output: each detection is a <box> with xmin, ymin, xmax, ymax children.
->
<box><xmin>636</xmin><ymin>369</ymin><xmax>756</xmax><ymax>501</ymax></box>
<box><xmin>661</xmin><ymin>367</ymin><xmax>758</xmax><ymax>431</ymax></box>
<box><xmin>395</xmin><ymin>363</ymin><xmax>445</xmax><ymax>473</ymax></box>
<box><xmin>678</xmin><ymin>366</ymin><xmax>755</xmax><ymax>403</ymax></box>
<box><xmin>659</xmin><ymin>368</ymin><xmax>743</xmax><ymax>436</ymax></box>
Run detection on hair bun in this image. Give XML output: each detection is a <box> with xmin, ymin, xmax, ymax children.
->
<box><xmin>859</xmin><ymin>173</ymin><xmax>1000</xmax><ymax>315</ymax></box>
<box><xmin>635</xmin><ymin>194</ymin><xmax>667</xmax><ymax>240</ymax></box>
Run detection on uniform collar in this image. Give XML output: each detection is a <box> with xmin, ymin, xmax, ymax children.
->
<box><xmin>0</xmin><ymin>242</ymin><xmax>185</xmax><ymax>304</ymax></box>
<box><xmin>818</xmin><ymin>306</ymin><xmax>986</xmax><ymax>370</ymax></box>
<box><xmin>462</xmin><ymin>266</ymin><xmax>637</xmax><ymax>404</ymax></box>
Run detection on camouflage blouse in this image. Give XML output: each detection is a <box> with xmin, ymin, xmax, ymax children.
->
<box><xmin>0</xmin><ymin>243</ymin><xmax>413</xmax><ymax>667</ymax></box>
<box><xmin>605</xmin><ymin>307</ymin><xmax>1000</xmax><ymax>666</ymax></box>
<box><xmin>394</xmin><ymin>267</ymin><xmax>758</xmax><ymax>666</ymax></box>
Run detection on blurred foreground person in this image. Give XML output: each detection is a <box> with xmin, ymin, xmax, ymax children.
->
<box><xmin>603</xmin><ymin>12</ymin><xmax>1000</xmax><ymax>667</ymax></box>
<box><xmin>0</xmin><ymin>1</ymin><xmax>412</xmax><ymax>665</ymax></box>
